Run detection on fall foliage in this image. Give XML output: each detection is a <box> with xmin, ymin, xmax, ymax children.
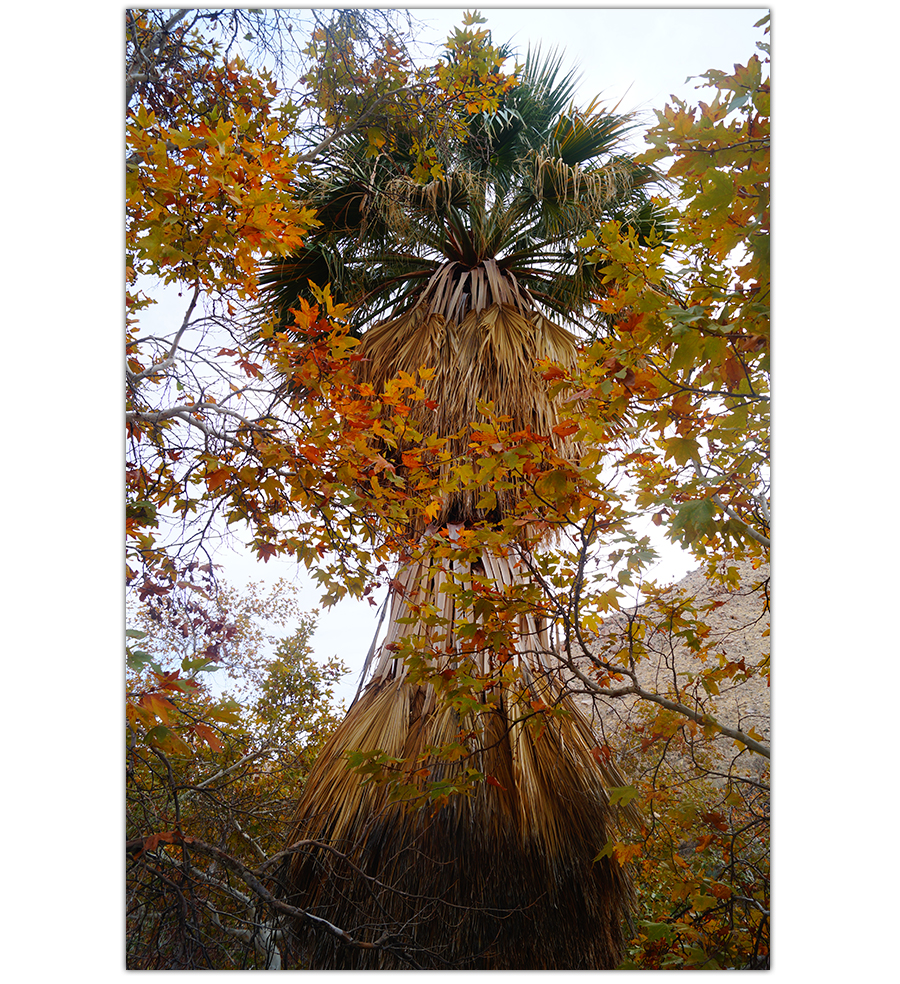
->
<box><xmin>125</xmin><ymin>8</ymin><xmax>770</xmax><ymax>970</ymax></box>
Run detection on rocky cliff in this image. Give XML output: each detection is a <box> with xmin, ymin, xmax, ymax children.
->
<box><xmin>570</xmin><ymin>556</ymin><xmax>771</xmax><ymax>783</ymax></box>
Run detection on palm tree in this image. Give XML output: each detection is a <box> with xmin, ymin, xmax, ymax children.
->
<box><xmin>262</xmin><ymin>47</ymin><xmax>664</xmax><ymax>969</ymax></box>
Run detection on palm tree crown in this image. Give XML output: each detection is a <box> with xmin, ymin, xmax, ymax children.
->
<box><xmin>262</xmin><ymin>46</ymin><xmax>665</xmax><ymax>334</ymax></box>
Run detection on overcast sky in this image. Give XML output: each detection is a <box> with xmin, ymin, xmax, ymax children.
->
<box><xmin>413</xmin><ymin>6</ymin><xmax>768</xmax><ymax>136</ymax></box>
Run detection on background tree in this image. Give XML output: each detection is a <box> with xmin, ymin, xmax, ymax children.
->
<box><xmin>126</xmin><ymin>578</ymin><xmax>346</xmax><ymax>969</ymax></box>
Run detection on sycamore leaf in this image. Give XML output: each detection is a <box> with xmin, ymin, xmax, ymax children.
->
<box><xmin>670</xmin><ymin>498</ymin><xmax>717</xmax><ymax>545</ymax></box>
<box><xmin>552</xmin><ymin>420</ymin><xmax>580</xmax><ymax>438</ymax></box>
<box><xmin>193</xmin><ymin>721</ymin><xmax>223</xmax><ymax>753</ymax></box>
<box><xmin>663</xmin><ymin>436</ymin><xmax>700</xmax><ymax>467</ymax></box>
<box><xmin>607</xmin><ymin>784</ymin><xmax>640</xmax><ymax>807</ymax></box>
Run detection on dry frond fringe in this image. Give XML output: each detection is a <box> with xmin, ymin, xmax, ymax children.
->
<box><xmin>279</xmin><ymin>676</ymin><xmax>634</xmax><ymax>968</ymax></box>
<box><xmin>530</xmin><ymin>154</ymin><xmax>635</xmax><ymax>214</ymax></box>
<box><xmin>278</xmin><ymin>547</ymin><xmax>637</xmax><ymax>969</ymax></box>
<box><xmin>356</xmin><ymin>291</ymin><xmax>580</xmax><ymax>531</ymax></box>
<box><xmin>382</xmin><ymin>172</ymin><xmax>479</xmax><ymax>241</ymax></box>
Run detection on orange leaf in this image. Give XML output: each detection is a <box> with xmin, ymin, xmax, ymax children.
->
<box><xmin>142</xmin><ymin>694</ymin><xmax>175</xmax><ymax>724</ymax></box>
<box><xmin>552</xmin><ymin>420</ymin><xmax>579</xmax><ymax>438</ymax></box>
<box><xmin>205</xmin><ymin>467</ymin><xmax>231</xmax><ymax>492</ymax></box>
<box><xmin>193</xmin><ymin>722</ymin><xmax>223</xmax><ymax>753</ymax></box>
<box><xmin>298</xmin><ymin>444</ymin><xmax>324</xmax><ymax>465</ymax></box>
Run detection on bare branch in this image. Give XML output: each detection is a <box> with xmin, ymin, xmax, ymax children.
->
<box><xmin>126</xmin><ymin>9</ymin><xmax>192</xmax><ymax>106</ymax></box>
<box><xmin>127</xmin><ymin>831</ymin><xmax>399</xmax><ymax>953</ymax></box>
<box><xmin>192</xmin><ymin>746</ymin><xmax>290</xmax><ymax>791</ymax></box>
<box><xmin>127</xmin><ymin>285</ymin><xmax>201</xmax><ymax>384</ymax></box>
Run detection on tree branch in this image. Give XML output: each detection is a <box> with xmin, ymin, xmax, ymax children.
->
<box><xmin>689</xmin><ymin>456</ymin><xmax>770</xmax><ymax>548</ymax></box>
<box><xmin>126</xmin><ymin>831</ymin><xmax>399</xmax><ymax>953</ymax></box>
<box><xmin>191</xmin><ymin>746</ymin><xmax>289</xmax><ymax>790</ymax></box>
<box><xmin>126</xmin><ymin>285</ymin><xmax>201</xmax><ymax>384</ymax></box>
<box><xmin>710</xmin><ymin>493</ymin><xmax>770</xmax><ymax>548</ymax></box>
<box><xmin>578</xmin><ymin>673</ymin><xmax>770</xmax><ymax>758</ymax></box>
<box><xmin>126</xmin><ymin>9</ymin><xmax>192</xmax><ymax>106</ymax></box>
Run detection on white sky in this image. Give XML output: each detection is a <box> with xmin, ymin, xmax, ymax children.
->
<box><xmin>414</xmin><ymin>6</ymin><xmax>768</xmax><ymax>132</ymax></box>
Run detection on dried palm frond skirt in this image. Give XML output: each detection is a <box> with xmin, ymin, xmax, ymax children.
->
<box><xmin>276</xmin><ymin>551</ymin><xmax>635</xmax><ymax>970</ymax></box>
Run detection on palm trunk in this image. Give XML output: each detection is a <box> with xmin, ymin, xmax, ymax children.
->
<box><xmin>278</xmin><ymin>282</ymin><xmax>635</xmax><ymax>968</ymax></box>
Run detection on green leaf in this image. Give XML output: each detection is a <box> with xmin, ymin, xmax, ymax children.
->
<box><xmin>691</xmin><ymin>895</ymin><xmax>718</xmax><ymax>913</ymax></box>
<box><xmin>694</xmin><ymin>171</ymin><xmax>733</xmax><ymax>216</ymax></box>
<box><xmin>127</xmin><ymin>649</ymin><xmax>153</xmax><ymax>672</ymax></box>
<box><xmin>593</xmin><ymin>839</ymin><xmax>614</xmax><ymax>861</ymax></box>
<box><xmin>669</xmin><ymin>333</ymin><xmax>701</xmax><ymax>372</ymax></box>
<box><xmin>607</xmin><ymin>784</ymin><xmax>640</xmax><ymax>807</ymax></box>
<box><xmin>642</xmin><ymin>921</ymin><xmax>675</xmax><ymax>942</ymax></box>
<box><xmin>670</xmin><ymin>498</ymin><xmax>717</xmax><ymax>545</ymax></box>
<box><xmin>663</xmin><ymin>437</ymin><xmax>700</xmax><ymax>467</ymax></box>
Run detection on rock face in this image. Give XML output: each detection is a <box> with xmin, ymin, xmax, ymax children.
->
<box><xmin>569</xmin><ymin>556</ymin><xmax>771</xmax><ymax>781</ymax></box>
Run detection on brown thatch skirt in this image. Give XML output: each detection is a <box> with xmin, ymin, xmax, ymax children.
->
<box><xmin>276</xmin><ymin>677</ymin><xmax>634</xmax><ymax>970</ymax></box>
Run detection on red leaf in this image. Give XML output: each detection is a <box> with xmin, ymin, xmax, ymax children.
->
<box><xmin>700</xmin><ymin>811</ymin><xmax>729</xmax><ymax>832</ymax></box>
<box><xmin>591</xmin><ymin>744</ymin><xmax>613</xmax><ymax>765</ymax></box>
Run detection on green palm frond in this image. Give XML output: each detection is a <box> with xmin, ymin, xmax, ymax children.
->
<box><xmin>509</xmin><ymin>44</ymin><xmax>581</xmax><ymax>140</ymax></box>
<box><xmin>551</xmin><ymin>100</ymin><xmax>637</xmax><ymax>166</ymax></box>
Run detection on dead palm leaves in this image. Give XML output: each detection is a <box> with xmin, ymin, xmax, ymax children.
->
<box><xmin>278</xmin><ymin>542</ymin><xmax>637</xmax><ymax>968</ymax></box>
<box><xmin>356</xmin><ymin>281</ymin><xmax>580</xmax><ymax>530</ymax></box>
